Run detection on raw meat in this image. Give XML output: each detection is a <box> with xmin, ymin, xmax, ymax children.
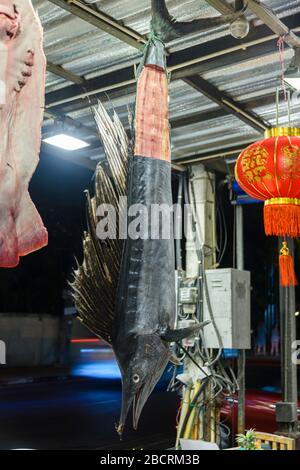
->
<box><xmin>0</xmin><ymin>0</ymin><xmax>47</xmax><ymax>268</ymax></box>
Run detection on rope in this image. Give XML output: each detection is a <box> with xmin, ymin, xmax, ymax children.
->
<box><xmin>277</xmin><ymin>35</ymin><xmax>288</xmax><ymax>101</ymax></box>
<box><xmin>136</xmin><ymin>27</ymin><xmax>166</xmax><ymax>77</ymax></box>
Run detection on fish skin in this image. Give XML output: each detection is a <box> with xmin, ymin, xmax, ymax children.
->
<box><xmin>72</xmin><ymin>104</ymin><xmax>211</xmax><ymax>437</ymax></box>
<box><xmin>114</xmin><ymin>155</ymin><xmax>175</xmax><ymax>435</ymax></box>
<box><xmin>72</xmin><ymin>44</ymin><xmax>211</xmax><ymax>437</ymax></box>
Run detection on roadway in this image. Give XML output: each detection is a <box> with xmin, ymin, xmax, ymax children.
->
<box><xmin>0</xmin><ymin>349</ymin><xmax>178</xmax><ymax>450</ymax></box>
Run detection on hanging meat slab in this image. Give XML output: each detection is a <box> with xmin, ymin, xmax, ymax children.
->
<box><xmin>0</xmin><ymin>0</ymin><xmax>48</xmax><ymax>268</ymax></box>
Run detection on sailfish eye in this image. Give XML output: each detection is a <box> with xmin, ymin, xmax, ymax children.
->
<box><xmin>133</xmin><ymin>374</ymin><xmax>140</xmax><ymax>384</ymax></box>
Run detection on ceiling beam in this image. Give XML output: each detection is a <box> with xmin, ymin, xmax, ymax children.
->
<box><xmin>42</xmin><ymin>2</ymin><xmax>298</xmax><ymax>164</ymax></box>
<box><xmin>174</xmin><ymin>141</ymin><xmax>255</xmax><ymax>165</ymax></box>
<box><xmin>47</xmin><ymin>61</ymin><xmax>85</xmax><ymax>85</ymax></box>
<box><xmin>204</xmin><ymin>0</ymin><xmax>235</xmax><ymax>16</ymax></box>
<box><xmin>44</xmin><ymin>108</ymin><xmax>100</xmax><ymax>140</ymax></box>
<box><xmin>171</xmin><ymin>108</ymin><xmax>228</xmax><ymax>129</ymax></box>
<box><xmin>45</xmin><ymin>15</ymin><xmax>300</xmax><ymax>110</ymax></box>
<box><xmin>246</xmin><ymin>0</ymin><xmax>300</xmax><ymax>49</ymax></box>
<box><xmin>171</xmin><ymin>91</ymin><xmax>276</xmax><ymax>129</ymax></box>
<box><xmin>183</xmin><ymin>75</ymin><xmax>269</xmax><ymax>133</ymax></box>
<box><xmin>205</xmin><ymin>0</ymin><xmax>300</xmax><ymax>49</ymax></box>
<box><xmin>47</xmin><ymin>0</ymin><xmax>146</xmax><ymax>50</ymax></box>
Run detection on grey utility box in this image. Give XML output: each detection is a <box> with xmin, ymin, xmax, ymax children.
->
<box><xmin>203</xmin><ymin>269</ymin><xmax>251</xmax><ymax>349</ymax></box>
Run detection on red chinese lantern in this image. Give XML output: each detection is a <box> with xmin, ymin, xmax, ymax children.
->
<box><xmin>235</xmin><ymin>127</ymin><xmax>300</xmax><ymax>286</ymax></box>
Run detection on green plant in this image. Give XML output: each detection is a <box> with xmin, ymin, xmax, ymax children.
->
<box><xmin>236</xmin><ymin>429</ymin><xmax>258</xmax><ymax>450</ymax></box>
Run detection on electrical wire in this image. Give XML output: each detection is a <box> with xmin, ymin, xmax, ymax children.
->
<box><xmin>216</xmin><ymin>181</ymin><xmax>228</xmax><ymax>265</ymax></box>
<box><xmin>178</xmin><ymin>379</ymin><xmax>210</xmax><ymax>441</ymax></box>
<box><xmin>174</xmin><ymin>170</ymin><xmax>239</xmax><ymax>444</ymax></box>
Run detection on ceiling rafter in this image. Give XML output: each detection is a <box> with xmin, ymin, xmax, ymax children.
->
<box><xmin>44</xmin><ymin>0</ymin><xmax>289</xmax><ymax>133</ymax></box>
<box><xmin>41</xmin><ymin>2</ymin><xmax>300</xmax><ymax>168</ymax></box>
<box><xmin>205</xmin><ymin>0</ymin><xmax>300</xmax><ymax>49</ymax></box>
<box><xmin>45</xmin><ymin>13</ymin><xmax>300</xmax><ymax>136</ymax></box>
<box><xmin>174</xmin><ymin>142</ymin><xmax>255</xmax><ymax>165</ymax></box>
<box><xmin>44</xmin><ymin>108</ymin><xmax>100</xmax><ymax>139</ymax></box>
<box><xmin>47</xmin><ymin>0</ymin><xmax>146</xmax><ymax>49</ymax></box>
<box><xmin>171</xmin><ymin>91</ymin><xmax>277</xmax><ymax>129</ymax></box>
<box><xmin>183</xmin><ymin>75</ymin><xmax>269</xmax><ymax>132</ymax></box>
<box><xmin>47</xmin><ymin>61</ymin><xmax>85</xmax><ymax>85</ymax></box>
<box><xmin>247</xmin><ymin>0</ymin><xmax>300</xmax><ymax>49</ymax></box>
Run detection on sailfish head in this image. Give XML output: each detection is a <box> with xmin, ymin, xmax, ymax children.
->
<box><xmin>115</xmin><ymin>334</ymin><xmax>170</xmax><ymax>437</ymax></box>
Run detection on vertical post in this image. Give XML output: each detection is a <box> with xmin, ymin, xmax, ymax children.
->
<box><xmin>236</xmin><ymin>204</ymin><xmax>246</xmax><ymax>435</ymax></box>
<box><xmin>277</xmin><ymin>238</ymin><xmax>299</xmax><ymax>437</ymax></box>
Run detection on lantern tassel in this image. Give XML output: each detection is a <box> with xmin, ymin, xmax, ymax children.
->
<box><xmin>279</xmin><ymin>241</ymin><xmax>298</xmax><ymax>287</ymax></box>
<box><xmin>264</xmin><ymin>203</ymin><xmax>300</xmax><ymax>238</ymax></box>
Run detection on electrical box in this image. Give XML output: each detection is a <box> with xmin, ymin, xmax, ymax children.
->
<box><xmin>179</xmin><ymin>287</ymin><xmax>198</xmax><ymax>304</ymax></box>
<box><xmin>203</xmin><ymin>269</ymin><xmax>251</xmax><ymax>349</ymax></box>
<box><xmin>276</xmin><ymin>402</ymin><xmax>298</xmax><ymax>424</ymax></box>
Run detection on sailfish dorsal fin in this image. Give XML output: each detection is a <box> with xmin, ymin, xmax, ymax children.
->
<box><xmin>70</xmin><ymin>103</ymin><xmax>129</xmax><ymax>344</ymax></box>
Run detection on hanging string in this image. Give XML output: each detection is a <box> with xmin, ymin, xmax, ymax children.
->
<box><xmin>277</xmin><ymin>35</ymin><xmax>288</xmax><ymax>101</ymax></box>
<box><xmin>276</xmin><ymin>87</ymin><xmax>291</xmax><ymax>127</ymax></box>
<box><xmin>136</xmin><ymin>27</ymin><xmax>166</xmax><ymax>77</ymax></box>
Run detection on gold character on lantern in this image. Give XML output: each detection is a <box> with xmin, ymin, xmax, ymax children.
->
<box><xmin>282</xmin><ymin>145</ymin><xmax>300</xmax><ymax>181</ymax></box>
<box><xmin>241</xmin><ymin>146</ymin><xmax>272</xmax><ymax>183</ymax></box>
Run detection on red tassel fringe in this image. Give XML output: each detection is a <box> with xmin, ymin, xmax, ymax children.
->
<box><xmin>264</xmin><ymin>204</ymin><xmax>300</xmax><ymax>238</ymax></box>
<box><xmin>279</xmin><ymin>241</ymin><xmax>298</xmax><ymax>287</ymax></box>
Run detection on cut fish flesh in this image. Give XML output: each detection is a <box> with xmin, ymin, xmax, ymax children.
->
<box><xmin>0</xmin><ymin>0</ymin><xmax>47</xmax><ymax>268</ymax></box>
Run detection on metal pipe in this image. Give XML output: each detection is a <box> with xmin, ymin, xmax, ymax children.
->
<box><xmin>175</xmin><ymin>175</ymin><xmax>183</xmax><ymax>271</ymax></box>
<box><xmin>277</xmin><ymin>238</ymin><xmax>299</xmax><ymax>437</ymax></box>
<box><xmin>236</xmin><ymin>205</ymin><xmax>246</xmax><ymax>435</ymax></box>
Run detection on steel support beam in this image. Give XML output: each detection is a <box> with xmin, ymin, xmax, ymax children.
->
<box><xmin>48</xmin><ymin>0</ymin><xmax>146</xmax><ymax>49</ymax></box>
<box><xmin>47</xmin><ymin>62</ymin><xmax>85</xmax><ymax>85</ymax></box>
<box><xmin>247</xmin><ymin>0</ymin><xmax>300</xmax><ymax>49</ymax></box>
<box><xmin>205</xmin><ymin>0</ymin><xmax>235</xmax><ymax>16</ymax></box>
<box><xmin>183</xmin><ymin>75</ymin><xmax>269</xmax><ymax>133</ymax></box>
<box><xmin>173</xmin><ymin>141</ymin><xmax>254</xmax><ymax>165</ymax></box>
<box><xmin>172</xmin><ymin>91</ymin><xmax>275</xmax><ymax>129</ymax></box>
<box><xmin>44</xmin><ymin>108</ymin><xmax>100</xmax><ymax>140</ymax></box>
<box><xmin>43</xmin><ymin>2</ymin><xmax>299</xmax><ymax>163</ymax></box>
<box><xmin>206</xmin><ymin>0</ymin><xmax>300</xmax><ymax>49</ymax></box>
<box><xmin>45</xmin><ymin>0</ymin><xmax>275</xmax><ymax>134</ymax></box>
<box><xmin>45</xmin><ymin>16</ymin><xmax>300</xmax><ymax>110</ymax></box>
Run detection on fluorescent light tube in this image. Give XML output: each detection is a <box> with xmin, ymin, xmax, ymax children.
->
<box><xmin>43</xmin><ymin>134</ymin><xmax>90</xmax><ymax>151</ymax></box>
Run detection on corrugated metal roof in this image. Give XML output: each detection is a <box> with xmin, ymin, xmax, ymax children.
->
<box><xmin>33</xmin><ymin>0</ymin><xmax>300</xmax><ymax>167</ymax></box>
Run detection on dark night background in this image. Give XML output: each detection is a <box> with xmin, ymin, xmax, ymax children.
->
<box><xmin>0</xmin><ymin>152</ymin><xmax>93</xmax><ymax>315</ymax></box>
<box><xmin>218</xmin><ymin>183</ymin><xmax>300</xmax><ymax>343</ymax></box>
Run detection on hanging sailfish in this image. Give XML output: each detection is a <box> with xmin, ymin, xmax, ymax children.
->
<box><xmin>72</xmin><ymin>41</ymin><xmax>206</xmax><ymax>437</ymax></box>
<box><xmin>71</xmin><ymin>1</ymin><xmax>242</xmax><ymax>436</ymax></box>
